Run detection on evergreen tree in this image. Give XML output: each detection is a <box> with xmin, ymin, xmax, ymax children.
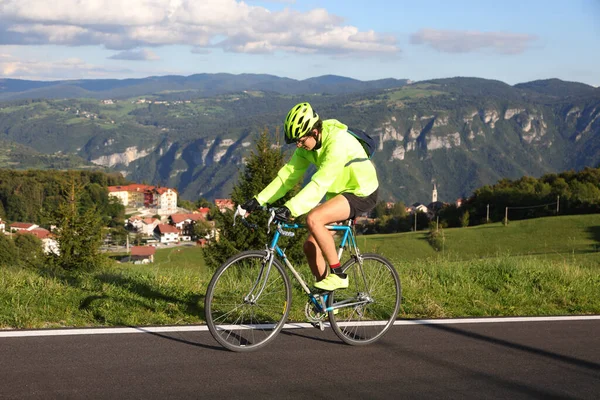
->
<box><xmin>0</xmin><ymin>234</ymin><xmax>18</xmax><ymax>267</ymax></box>
<box><xmin>48</xmin><ymin>179</ymin><xmax>106</xmax><ymax>271</ymax></box>
<box><xmin>389</xmin><ymin>201</ymin><xmax>406</xmax><ymax>218</ymax></box>
<box><xmin>13</xmin><ymin>233</ymin><xmax>44</xmax><ymax>268</ymax></box>
<box><xmin>372</xmin><ymin>201</ymin><xmax>387</xmax><ymax>219</ymax></box>
<box><xmin>203</xmin><ymin>128</ymin><xmax>307</xmax><ymax>269</ymax></box>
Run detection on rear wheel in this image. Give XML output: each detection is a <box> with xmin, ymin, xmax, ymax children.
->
<box><xmin>328</xmin><ymin>254</ymin><xmax>401</xmax><ymax>345</ymax></box>
<box><xmin>205</xmin><ymin>250</ymin><xmax>291</xmax><ymax>352</ymax></box>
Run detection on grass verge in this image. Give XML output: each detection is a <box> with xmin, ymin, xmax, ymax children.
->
<box><xmin>1</xmin><ymin>255</ymin><xmax>598</xmax><ymax>329</ymax></box>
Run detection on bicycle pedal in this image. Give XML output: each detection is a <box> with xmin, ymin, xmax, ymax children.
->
<box><xmin>310</xmin><ymin>321</ymin><xmax>325</xmax><ymax>331</ymax></box>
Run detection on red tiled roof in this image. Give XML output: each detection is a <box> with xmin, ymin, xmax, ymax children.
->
<box><xmin>154</xmin><ymin>187</ymin><xmax>177</xmax><ymax>195</ymax></box>
<box><xmin>30</xmin><ymin>228</ymin><xmax>51</xmax><ymax>239</ymax></box>
<box><xmin>157</xmin><ymin>224</ymin><xmax>179</xmax><ymax>234</ymax></box>
<box><xmin>170</xmin><ymin>214</ymin><xmax>205</xmax><ymax>224</ymax></box>
<box><xmin>10</xmin><ymin>222</ymin><xmax>36</xmax><ymax>230</ymax></box>
<box><xmin>108</xmin><ymin>184</ymin><xmax>156</xmax><ymax>193</ymax></box>
<box><xmin>17</xmin><ymin>228</ymin><xmax>50</xmax><ymax>239</ymax></box>
<box><xmin>197</xmin><ymin>207</ymin><xmax>210</xmax><ymax>214</ymax></box>
<box><xmin>130</xmin><ymin>246</ymin><xmax>156</xmax><ymax>256</ymax></box>
<box><xmin>214</xmin><ymin>199</ymin><xmax>234</xmax><ymax>209</ymax></box>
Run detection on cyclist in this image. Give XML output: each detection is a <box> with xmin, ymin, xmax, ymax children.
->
<box><xmin>240</xmin><ymin>102</ymin><xmax>379</xmax><ymax>291</ymax></box>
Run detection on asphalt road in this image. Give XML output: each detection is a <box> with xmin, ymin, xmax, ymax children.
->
<box><xmin>1</xmin><ymin>319</ymin><xmax>599</xmax><ymax>399</ymax></box>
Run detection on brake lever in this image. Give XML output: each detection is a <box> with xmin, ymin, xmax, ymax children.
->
<box><xmin>267</xmin><ymin>208</ymin><xmax>276</xmax><ymax>234</ymax></box>
<box><xmin>233</xmin><ymin>205</ymin><xmax>247</xmax><ymax>226</ymax></box>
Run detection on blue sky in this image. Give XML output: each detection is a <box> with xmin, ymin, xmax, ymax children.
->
<box><xmin>0</xmin><ymin>0</ymin><xmax>598</xmax><ymax>86</ymax></box>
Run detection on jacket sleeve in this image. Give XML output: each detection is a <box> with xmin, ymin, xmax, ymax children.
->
<box><xmin>255</xmin><ymin>150</ymin><xmax>310</xmax><ymax>207</ymax></box>
<box><xmin>284</xmin><ymin>140</ymin><xmax>347</xmax><ymax>216</ymax></box>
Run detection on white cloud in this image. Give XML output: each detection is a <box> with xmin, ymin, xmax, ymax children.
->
<box><xmin>0</xmin><ymin>0</ymin><xmax>400</xmax><ymax>56</ymax></box>
<box><xmin>0</xmin><ymin>53</ymin><xmax>133</xmax><ymax>80</ymax></box>
<box><xmin>410</xmin><ymin>29</ymin><xmax>537</xmax><ymax>55</ymax></box>
<box><xmin>109</xmin><ymin>48</ymin><xmax>160</xmax><ymax>61</ymax></box>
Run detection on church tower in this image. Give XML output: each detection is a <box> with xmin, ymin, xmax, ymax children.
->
<box><xmin>432</xmin><ymin>183</ymin><xmax>438</xmax><ymax>203</ymax></box>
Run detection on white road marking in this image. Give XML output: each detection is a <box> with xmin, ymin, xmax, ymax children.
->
<box><xmin>1</xmin><ymin>315</ymin><xmax>599</xmax><ymax>338</ymax></box>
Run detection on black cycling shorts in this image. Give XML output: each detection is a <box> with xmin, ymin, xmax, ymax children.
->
<box><xmin>342</xmin><ymin>189</ymin><xmax>378</xmax><ymax>219</ymax></box>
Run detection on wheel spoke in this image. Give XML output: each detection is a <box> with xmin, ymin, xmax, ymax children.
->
<box><xmin>329</xmin><ymin>254</ymin><xmax>401</xmax><ymax>346</ymax></box>
<box><xmin>205</xmin><ymin>251</ymin><xmax>291</xmax><ymax>352</ymax></box>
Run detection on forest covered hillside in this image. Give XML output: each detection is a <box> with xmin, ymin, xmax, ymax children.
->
<box><xmin>0</xmin><ymin>75</ymin><xmax>599</xmax><ymax>204</ymax></box>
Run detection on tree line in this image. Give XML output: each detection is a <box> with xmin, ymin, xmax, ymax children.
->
<box><xmin>363</xmin><ymin>166</ymin><xmax>600</xmax><ymax>235</ymax></box>
<box><xmin>462</xmin><ymin>167</ymin><xmax>600</xmax><ymax>225</ymax></box>
<box><xmin>0</xmin><ymin>169</ymin><xmax>126</xmax><ymax>227</ymax></box>
<box><xmin>1</xmin><ymin>137</ymin><xmax>599</xmax><ymax>271</ymax></box>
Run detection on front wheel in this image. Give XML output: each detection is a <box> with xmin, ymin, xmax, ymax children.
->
<box><xmin>205</xmin><ymin>250</ymin><xmax>292</xmax><ymax>352</ymax></box>
<box><xmin>328</xmin><ymin>254</ymin><xmax>401</xmax><ymax>346</ymax></box>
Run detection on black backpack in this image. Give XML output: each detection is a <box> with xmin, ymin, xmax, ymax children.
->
<box><xmin>347</xmin><ymin>127</ymin><xmax>376</xmax><ymax>159</ymax></box>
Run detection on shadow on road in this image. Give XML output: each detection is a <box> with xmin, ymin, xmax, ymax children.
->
<box><xmin>132</xmin><ymin>327</ymin><xmax>226</xmax><ymax>352</ymax></box>
<box><xmin>425</xmin><ymin>323</ymin><xmax>600</xmax><ymax>372</ymax></box>
<box><xmin>280</xmin><ymin>328</ymin><xmax>342</xmax><ymax>346</ymax></box>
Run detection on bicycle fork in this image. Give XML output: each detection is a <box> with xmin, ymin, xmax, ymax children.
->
<box><xmin>243</xmin><ymin>250</ymin><xmax>276</xmax><ymax>304</ymax></box>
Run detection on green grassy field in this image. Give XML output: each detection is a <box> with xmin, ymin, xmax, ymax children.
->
<box><xmin>0</xmin><ymin>214</ymin><xmax>598</xmax><ymax>329</ymax></box>
<box><xmin>360</xmin><ymin>214</ymin><xmax>600</xmax><ymax>267</ymax></box>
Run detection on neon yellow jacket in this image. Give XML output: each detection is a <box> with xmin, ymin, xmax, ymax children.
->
<box><xmin>256</xmin><ymin>119</ymin><xmax>379</xmax><ymax>217</ymax></box>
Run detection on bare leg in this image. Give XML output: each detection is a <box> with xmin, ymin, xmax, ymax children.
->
<box><xmin>303</xmin><ymin>195</ymin><xmax>351</xmax><ymax>280</ymax></box>
<box><xmin>304</xmin><ymin>233</ymin><xmax>334</xmax><ymax>281</ymax></box>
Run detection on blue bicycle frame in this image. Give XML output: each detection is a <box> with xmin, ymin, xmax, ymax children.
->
<box><xmin>266</xmin><ymin>220</ymin><xmax>358</xmax><ymax>312</ymax></box>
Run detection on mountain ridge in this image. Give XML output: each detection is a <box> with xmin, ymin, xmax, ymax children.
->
<box><xmin>0</xmin><ymin>74</ymin><xmax>598</xmax><ymax>204</ymax></box>
<box><xmin>0</xmin><ymin>73</ymin><xmax>410</xmax><ymax>101</ymax></box>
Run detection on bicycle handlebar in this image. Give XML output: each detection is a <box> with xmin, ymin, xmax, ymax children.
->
<box><xmin>233</xmin><ymin>205</ymin><xmax>295</xmax><ymax>236</ymax></box>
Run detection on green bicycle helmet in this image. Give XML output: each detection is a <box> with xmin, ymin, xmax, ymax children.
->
<box><xmin>284</xmin><ymin>102</ymin><xmax>320</xmax><ymax>144</ymax></box>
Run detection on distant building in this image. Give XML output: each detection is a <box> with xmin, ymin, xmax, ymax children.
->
<box><xmin>0</xmin><ymin>218</ymin><xmax>5</xmax><ymax>233</ymax></box>
<box><xmin>130</xmin><ymin>246</ymin><xmax>156</xmax><ymax>264</ymax></box>
<box><xmin>127</xmin><ymin>216</ymin><xmax>160</xmax><ymax>236</ymax></box>
<box><xmin>108</xmin><ymin>184</ymin><xmax>154</xmax><ymax>208</ymax></box>
<box><xmin>195</xmin><ymin>207</ymin><xmax>211</xmax><ymax>219</ymax></box>
<box><xmin>154</xmin><ymin>187</ymin><xmax>178</xmax><ymax>215</ymax></box>
<box><xmin>154</xmin><ymin>224</ymin><xmax>179</xmax><ymax>244</ymax></box>
<box><xmin>408</xmin><ymin>203</ymin><xmax>428</xmax><ymax>214</ymax></box>
<box><xmin>12</xmin><ymin>225</ymin><xmax>58</xmax><ymax>254</ymax></box>
<box><xmin>108</xmin><ymin>184</ymin><xmax>178</xmax><ymax>215</ymax></box>
<box><xmin>9</xmin><ymin>222</ymin><xmax>38</xmax><ymax>232</ymax></box>
<box><xmin>427</xmin><ymin>183</ymin><xmax>445</xmax><ymax>218</ymax></box>
<box><xmin>215</xmin><ymin>199</ymin><xmax>235</xmax><ymax>213</ymax></box>
<box><xmin>169</xmin><ymin>213</ymin><xmax>205</xmax><ymax>228</ymax></box>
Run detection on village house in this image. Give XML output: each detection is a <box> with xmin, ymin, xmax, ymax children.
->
<box><xmin>214</xmin><ymin>199</ymin><xmax>235</xmax><ymax>213</ymax></box>
<box><xmin>154</xmin><ymin>187</ymin><xmax>178</xmax><ymax>215</ymax></box>
<box><xmin>195</xmin><ymin>207</ymin><xmax>211</xmax><ymax>219</ymax></box>
<box><xmin>169</xmin><ymin>213</ymin><xmax>205</xmax><ymax>239</ymax></box>
<box><xmin>154</xmin><ymin>224</ymin><xmax>179</xmax><ymax>244</ymax></box>
<box><xmin>11</xmin><ymin>224</ymin><xmax>59</xmax><ymax>255</ymax></box>
<box><xmin>9</xmin><ymin>222</ymin><xmax>39</xmax><ymax>232</ymax></box>
<box><xmin>108</xmin><ymin>184</ymin><xmax>152</xmax><ymax>208</ymax></box>
<box><xmin>0</xmin><ymin>218</ymin><xmax>5</xmax><ymax>233</ymax></box>
<box><xmin>407</xmin><ymin>203</ymin><xmax>429</xmax><ymax>215</ymax></box>
<box><xmin>108</xmin><ymin>184</ymin><xmax>178</xmax><ymax>215</ymax></box>
<box><xmin>129</xmin><ymin>246</ymin><xmax>156</xmax><ymax>264</ymax></box>
<box><xmin>127</xmin><ymin>216</ymin><xmax>160</xmax><ymax>236</ymax></box>
<box><xmin>29</xmin><ymin>229</ymin><xmax>59</xmax><ymax>255</ymax></box>
<box><xmin>170</xmin><ymin>212</ymin><xmax>217</xmax><ymax>242</ymax></box>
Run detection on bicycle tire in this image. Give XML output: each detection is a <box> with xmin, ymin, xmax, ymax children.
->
<box><xmin>328</xmin><ymin>253</ymin><xmax>401</xmax><ymax>346</ymax></box>
<box><xmin>205</xmin><ymin>250</ymin><xmax>292</xmax><ymax>352</ymax></box>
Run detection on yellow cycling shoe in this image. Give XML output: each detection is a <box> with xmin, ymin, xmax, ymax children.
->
<box><xmin>314</xmin><ymin>274</ymin><xmax>348</xmax><ymax>291</ymax></box>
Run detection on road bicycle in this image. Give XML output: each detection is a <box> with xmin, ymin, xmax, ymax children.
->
<box><xmin>204</xmin><ymin>207</ymin><xmax>401</xmax><ymax>352</ymax></box>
